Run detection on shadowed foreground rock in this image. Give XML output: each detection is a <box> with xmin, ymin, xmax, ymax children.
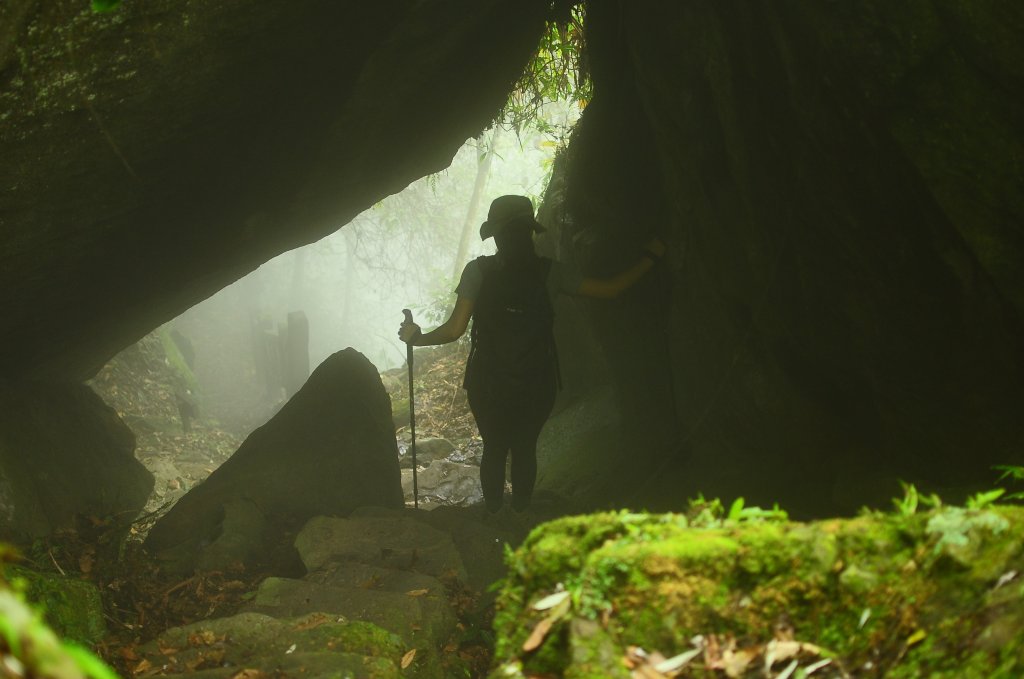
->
<box><xmin>136</xmin><ymin>612</ymin><xmax>404</xmax><ymax>679</ymax></box>
<box><xmin>136</xmin><ymin>502</ymin><xmax>542</xmax><ymax>679</ymax></box>
<box><xmin>0</xmin><ymin>380</ymin><xmax>152</xmax><ymax>539</ymax></box>
<box><xmin>145</xmin><ymin>349</ymin><xmax>402</xmax><ymax>572</ymax></box>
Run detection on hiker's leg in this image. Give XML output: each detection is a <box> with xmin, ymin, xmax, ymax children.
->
<box><xmin>509</xmin><ymin>381</ymin><xmax>556</xmax><ymax>511</ymax></box>
<box><xmin>480</xmin><ymin>439</ymin><xmax>511</xmax><ymax>512</ymax></box>
<box><xmin>468</xmin><ymin>387</ymin><xmax>510</xmax><ymax>512</ymax></box>
<box><xmin>508</xmin><ymin>430</ymin><xmax>537</xmax><ymax>511</ymax></box>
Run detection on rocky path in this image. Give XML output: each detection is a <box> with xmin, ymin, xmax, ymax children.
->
<box><xmin>87</xmin><ymin>335</ymin><xmax>571</xmax><ymax>677</ymax></box>
<box><xmin>127</xmin><ymin>502</ymin><xmax>566</xmax><ymax>678</ymax></box>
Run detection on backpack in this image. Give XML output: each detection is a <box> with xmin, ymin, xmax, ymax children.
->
<box><xmin>464</xmin><ymin>254</ymin><xmax>559</xmax><ymax>394</ymax></box>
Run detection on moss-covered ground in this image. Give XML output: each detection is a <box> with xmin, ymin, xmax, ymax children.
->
<box><xmin>490</xmin><ymin>500</ymin><xmax>1024</xmax><ymax>678</ymax></box>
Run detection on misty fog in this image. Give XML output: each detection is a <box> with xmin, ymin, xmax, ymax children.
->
<box><xmin>166</xmin><ymin>103</ymin><xmax>578</xmax><ymax>435</ymax></box>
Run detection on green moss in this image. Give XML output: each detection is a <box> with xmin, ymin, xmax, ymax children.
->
<box><xmin>8</xmin><ymin>566</ymin><xmax>105</xmax><ymax>645</ymax></box>
<box><xmin>0</xmin><ymin>588</ymin><xmax>117</xmax><ymax>679</ymax></box>
<box><xmin>492</xmin><ymin>505</ymin><xmax>1024</xmax><ymax>676</ymax></box>
<box><xmin>300</xmin><ymin>618</ymin><xmax>404</xmax><ymax>658</ymax></box>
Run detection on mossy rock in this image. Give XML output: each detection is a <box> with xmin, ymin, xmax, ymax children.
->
<box><xmin>138</xmin><ymin>612</ymin><xmax>404</xmax><ymax>678</ymax></box>
<box><xmin>491</xmin><ymin>506</ymin><xmax>1024</xmax><ymax>677</ymax></box>
<box><xmin>7</xmin><ymin>565</ymin><xmax>106</xmax><ymax>645</ymax></box>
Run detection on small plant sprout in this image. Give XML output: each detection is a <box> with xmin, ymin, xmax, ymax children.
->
<box><xmin>966</xmin><ymin>488</ymin><xmax>1005</xmax><ymax>510</ymax></box>
<box><xmin>993</xmin><ymin>464</ymin><xmax>1024</xmax><ymax>501</ymax></box>
<box><xmin>893</xmin><ymin>481</ymin><xmax>919</xmax><ymax>516</ymax></box>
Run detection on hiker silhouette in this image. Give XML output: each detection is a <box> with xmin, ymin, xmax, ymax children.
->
<box><xmin>400</xmin><ymin>195</ymin><xmax>665</xmax><ymax>513</ymax></box>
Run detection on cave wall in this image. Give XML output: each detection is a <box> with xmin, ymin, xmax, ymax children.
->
<box><xmin>4</xmin><ymin>0</ymin><xmax>1023</xmax><ymax>520</ymax></box>
<box><xmin>0</xmin><ymin>0</ymin><xmax>548</xmax><ymax>381</ymax></box>
<box><xmin>0</xmin><ymin>0</ymin><xmax>549</xmax><ymax>540</ymax></box>
<box><xmin>549</xmin><ymin>0</ymin><xmax>1024</xmax><ymax>514</ymax></box>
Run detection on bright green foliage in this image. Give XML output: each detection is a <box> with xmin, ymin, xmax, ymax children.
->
<box><xmin>491</xmin><ymin>503</ymin><xmax>1024</xmax><ymax>678</ymax></box>
<box><xmin>995</xmin><ymin>465</ymin><xmax>1024</xmax><ymax>501</ymax></box>
<box><xmin>90</xmin><ymin>0</ymin><xmax>121</xmax><ymax>12</ymax></box>
<box><xmin>967</xmin><ymin>488</ymin><xmax>1006</xmax><ymax>510</ymax></box>
<box><xmin>503</xmin><ymin>3</ymin><xmax>590</xmax><ymax>132</ymax></box>
<box><xmin>1</xmin><ymin>549</ymin><xmax>118</xmax><ymax>679</ymax></box>
<box><xmin>688</xmin><ymin>493</ymin><xmax>788</xmax><ymax>528</ymax></box>
<box><xmin>892</xmin><ymin>482</ymin><xmax>942</xmax><ymax>516</ymax></box>
<box><xmin>6</xmin><ymin>566</ymin><xmax>106</xmax><ymax>646</ymax></box>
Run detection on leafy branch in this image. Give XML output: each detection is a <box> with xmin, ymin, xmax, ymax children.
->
<box><xmin>501</xmin><ymin>3</ymin><xmax>590</xmax><ymax>133</ymax></box>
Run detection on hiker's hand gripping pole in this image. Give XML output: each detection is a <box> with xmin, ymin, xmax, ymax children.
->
<box><xmin>402</xmin><ymin>309</ymin><xmax>419</xmax><ymax>509</ymax></box>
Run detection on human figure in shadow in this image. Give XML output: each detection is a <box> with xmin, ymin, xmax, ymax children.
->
<box><xmin>400</xmin><ymin>195</ymin><xmax>665</xmax><ymax>513</ymax></box>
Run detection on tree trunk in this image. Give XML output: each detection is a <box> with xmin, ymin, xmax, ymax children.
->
<box><xmin>451</xmin><ymin>126</ymin><xmax>500</xmax><ymax>281</ymax></box>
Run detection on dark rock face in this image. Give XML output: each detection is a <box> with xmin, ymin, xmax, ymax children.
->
<box><xmin>3</xmin><ymin>0</ymin><xmax>1022</xmax><ymax>518</ymax></box>
<box><xmin>0</xmin><ymin>381</ymin><xmax>152</xmax><ymax>539</ymax></box>
<box><xmin>0</xmin><ymin>0</ymin><xmax>548</xmax><ymax>381</ymax></box>
<box><xmin>145</xmin><ymin>349</ymin><xmax>403</xmax><ymax>570</ymax></box>
<box><xmin>541</xmin><ymin>1</ymin><xmax>1024</xmax><ymax>514</ymax></box>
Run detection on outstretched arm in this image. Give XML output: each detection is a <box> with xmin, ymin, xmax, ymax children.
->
<box><xmin>576</xmin><ymin>236</ymin><xmax>666</xmax><ymax>300</ymax></box>
<box><xmin>399</xmin><ymin>296</ymin><xmax>475</xmax><ymax>346</ymax></box>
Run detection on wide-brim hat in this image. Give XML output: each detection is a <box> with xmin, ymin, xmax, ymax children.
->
<box><xmin>479</xmin><ymin>195</ymin><xmax>546</xmax><ymax>240</ymax></box>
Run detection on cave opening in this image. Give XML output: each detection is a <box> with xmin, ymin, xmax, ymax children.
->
<box><xmin>2</xmin><ymin>0</ymin><xmax>1023</xmax><ymax>676</ymax></box>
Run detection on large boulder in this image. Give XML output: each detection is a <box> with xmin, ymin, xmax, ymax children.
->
<box><xmin>0</xmin><ymin>380</ymin><xmax>152</xmax><ymax>540</ymax></box>
<box><xmin>295</xmin><ymin>515</ymin><xmax>466</xmax><ymax>581</ymax></box>
<box><xmin>145</xmin><ymin>349</ymin><xmax>402</xmax><ymax>571</ymax></box>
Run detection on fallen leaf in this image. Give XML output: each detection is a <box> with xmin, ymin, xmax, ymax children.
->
<box><xmin>406</xmin><ymin>589</ymin><xmax>429</xmax><ymax>597</ymax></box>
<box><xmin>654</xmin><ymin>647</ymin><xmax>702</xmax><ymax>673</ymax></box>
<box><xmin>230</xmin><ymin>670</ymin><xmax>270</xmax><ymax>679</ymax></box>
<box><xmin>285</xmin><ymin>643</ymin><xmax>297</xmax><ymax>654</ymax></box>
<box><xmin>132</xmin><ymin>658</ymin><xmax>152</xmax><ymax>675</ymax></box>
<box><xmin>632</xmin><ymin>666</ymin><xmax>668</xmax><ymax>679</ymax></box>
<box><xmin>765</xmin><ymin>639</ymin><xmax>801</xmax><ymax>667</ymax></box>
<box><xmin>722</xmin><ymin>647</ymin><xmax>757</xmax><ymax>678</ymax></box>
<box><xmin>293</xmin><ymin>613</ymin><xmax>331</xmax><ymax>631</ymax></box>
<box><xmin>531</xmin><ymin>590</ymin><xmax>570</xmax><ymax>611</ymax></box>
<box><xmin>522</xmin><ymin>616</ymin><xmax>555</xmax><ymax>652</ymax></box>
<box><xmin>995</xmin><ymin>570</ymin><xmax>1018</xmax><ymax>589</ymax></box>
<box><xmin>804</xmin><ymin>658</ymin><xmax>832</xmax><ymax>675</ymax></box>
<box><xmin>775</xmin><ymin>659</ymin><xmax>799</xmax><ymax>679</ymax></box>
<box><xmin>188</xmin><ymin>630</ymin><xmax>218</xmax><ymax>646</ymax></box>
<box><xmin>157</xmin><ymin>641</ymin><xmax>179</xmax><ymax>656</ymax></box>
<box><xmin>401</xmin><ymin>649</ymin><xmax>417</xmax><ymax>669</ymax></box>
<box><xmin>522</xmin><ymin>592</ymin><xmax>573</xmax><ymax>653</ymax></box>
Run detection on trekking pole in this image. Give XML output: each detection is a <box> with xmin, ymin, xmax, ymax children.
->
<box><xmin>402</xmin><ymin>309</ymin><xmax>419</xmax><ymax>509</ymax></box>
